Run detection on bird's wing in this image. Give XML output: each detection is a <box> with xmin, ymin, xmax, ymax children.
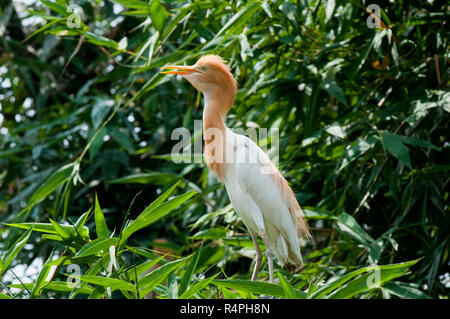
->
<box><xmin>228</xmin><ymin>132</ymin><xmax>311</xmax><ymax>240</ymax></box>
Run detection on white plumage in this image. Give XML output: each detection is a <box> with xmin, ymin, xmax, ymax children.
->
<box><xmin>223</xmin><ymin>128</ymin><xmax>304</xmax><ymax>266</ymax></box>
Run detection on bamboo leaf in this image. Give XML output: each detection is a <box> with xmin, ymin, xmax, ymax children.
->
<box><xmin>68</xmin><ymin>275</ymin><xmax>136</xmax><ymax>292</ymax></box>
<box><xmin>75</xmin><ymin>237</ymin><xmax>118</xmax><ymax>258</ymax></box>
<box><xmin>178</xmin><ymin>248</ymin><xmax>202</xmax><ymax>296</ymax></box>
<box><xmin>120</xmin><ymin>189</ymin><xmax>195</xmax><ymax>247</ymax></box>
<box><xmin>94</xmin><ymin>194</ymin><xmax>110</xmax><ymax>238</ymax></box>
<box><xmin>213</xmin><ymin>279</ymin><xmax>306</xmax><ymax>298</ymax></box>
<box><xmin>382</xmin><ymin>131</ymin><xmax>413</xmax><ymax>169</ymax></box>
<box><xmin>1</xmin><ymin>227</ymin><xmax>33</xmax><ymax>276</ymax></box>
<box><xmin>179</xmin><ymin>273</ymin><xmax>219</xmax><ymax>299</ymax></box>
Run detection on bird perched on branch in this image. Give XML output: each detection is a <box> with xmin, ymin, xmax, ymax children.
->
<box><xmin>161</xmin><ymin>55</ymin><xmax>311</xmax><ymax>283</ymax></box>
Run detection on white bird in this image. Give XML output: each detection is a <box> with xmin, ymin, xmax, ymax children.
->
<box><xmin>161</xmin><ymin>55</ymin><xmax>311</xmax><ymax>283</ymax></box>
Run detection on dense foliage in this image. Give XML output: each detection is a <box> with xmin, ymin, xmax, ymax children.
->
<box><xmin>0</xmin><ymin>0</ymin><xmax>448</xmax><ymax>299</ymax></box>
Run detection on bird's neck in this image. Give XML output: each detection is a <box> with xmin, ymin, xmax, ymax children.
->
<box><xmin>202</xmin><ymin>93</ymin><xmax>234</xmax><ymax>180</ymax></box>
<box><xmin>202</xmin><ymin>93</ymin><xmax>231</xmax><ymax>134</ymax></box>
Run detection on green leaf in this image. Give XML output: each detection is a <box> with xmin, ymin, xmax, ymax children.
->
<box><xmin>74</xmin><ymin>209</ymin><xmax>91</xmax><ymax>233</ymax></box>
<box><xmin>9</xmin><ymin>282</ymin><xmax>93</xmax><ymax>295</ymax></box>
<box><xmin>138</xmin><ymin>258</ymin><xmax>188</xmax><ymax>296</ymax></box>
<box><xmin>40</xmin><ymin>0</ymin><xmax>68</xmax><ymax>16</ymax></box>
<box><xmin>85</xmin><ymin>31</ymin><xmax>118</xmax><ymax>49</ymax></box>
<box><xmin>91</xmin><ymin>98</ymin><xmax>114</xmax><ymax>130</ymax></box>
<box><xmin>49</xmin><ymin>218</ymin><xmax>72</xmax><ymax>241</ymax></box>
<box><xmin>328</xmin><ymin>267</ymin><xmax>410</xmax><ymax>298</ymax></box>
<box><xmin>31</xmin><ymin>249</ymin><xmax>55</xmax><ymax>298</ymax></box>
<box><xmin>239</xmin><ymin>33</ymin><xmax>253</xmax><ymax>61</ymax></box>
<box><xmin>150</xmin><ymin>0</ymin><xmax>167</xmax><ymax>32</ymax></box>
<box><xmin>309</xmin><ymin>259</ymin><xmax>420</xmax><ymax>299</ymax></box>
<box><xmin>277</xmin><ymin>273</ymin><xmax>297</xmax><ymax>299</ymax></box>
<box><xmin>336</xmin><ymin>213</ymin><xmax>375</xmax><ymax>246</ymax></box>
<box><xmin>382</xmin><ymin>131</ymin><xmax>412</xmax><ymax>169</ymax></box>
<box><xmin>109</xmin><ymin>172</ymin><xmax>178</xmax><ymax>186</ymax></box>
<box><xmin>349</xmin><ymin>35</ymin><xmax>376</xmax><ymax>80</ymax></box>
<box><xmin>213</xmin><ymin>279</ymin><xmax>306</xmax><ymax>298</ymax></box>
<box><xmin>69</xmin><ymin>275</ymin><xmax>136</xmax><ymax>292</ymax></box>
<box><xmin>94</xmin><ymin>194</ymin><xmax>110</xmax><ymax>238</ymax></box>
<box><xmin>111</xmin><ymin>0</ymin><xmax>150</xmax><ymax>10</ymax></box>
<box><xmin>179</xmin><ymin>273</ymin><xmax>219</xmax><ymax>299</ymax></box>
<box><xmin>279</xmin><ymin>2</ymin><xmax>297</xmax><ymax>27</ymax></box>
<box><xmin>322</xmin><ymin>77</ymin><xmax>348</xmax><ymax>107</ymax></box>
<box><xmin>3</xmin><ymin>222</ymin><xmax>90</xmax><ymax>240</ymax></box>
<box><xmin>125</xmin><ymin>255</ymin><xmax>166</xmax><ymax>282</ymax></box>
<box><xmin>261</xmin><ymin>1</ymin><xmax>272</xmax><ymax>18</ymax></box>
<box><xmin>338</xmin><ymin>136</ymin><xmax>378</xmax><ymax>171</ymax></box>
<box><xmin>75</xmin><ymin>237</ymin><xmax>118</xmax><ymax>258</ymax></box>
<box><xmin>188</xmin><ymin>228</ymin><xmax>228</xmax><ymax>240</ymax></box>
<box><xmin>120</xmin><ymin>189</ymin><xmax>196</xmax><ymax>247</ymax></box>
<box><xmin>383</xmin><ymin>281</ymin><xmax>431</xmax><ymax>299</ymax></box>
<box><xmin>69</xmin><ymin>255</ymin><xmax>110</xmax><ymax>299</ymax></box>
<box><xmin>0</xmin><ymin>292</ymin><xmax>11</xmax><ymax>299</ymax></box>
<box><xmin>22</xmin><ymin>163</ymin><xmax>77</xmax><ymax>214</ymax></box>
<box><xmin>1</xmin><ymin>227</ymin><xmax>33</xmax><ymax>276</ymax></box>
<box><xmin>178</xmin><ymin>248</ymin><xmax>202</xmax><ymax>296</ymax></box>
<box><xmin>108</xmin><ymin>126</ymin><xmax>135</xmax><ymax>154</ymax></box>
<box><xmin>325</xmin><ymin>0</ymin><xmax>335</xmax><ymax>22</ymax></box>
<box><xmin>88</xmin><ymin>127</ymin><xmax>107</xmax><ymax>161</ymax></box>
<box><xmin>213</xmin><ymin>2</ymin><xmax>259</xmax><ymax>40</ymax></box>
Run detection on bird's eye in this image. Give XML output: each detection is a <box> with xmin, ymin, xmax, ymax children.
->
<box><xmin>200</xmin><ymin>66</ymin><xmax>208</xmax><ymax>72</ymax></box>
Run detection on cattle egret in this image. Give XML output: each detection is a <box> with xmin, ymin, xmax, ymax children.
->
<box><xmin>161</xmin><ymin>55</ymin><xmax>311</xmax><ymax>283</ymax></box>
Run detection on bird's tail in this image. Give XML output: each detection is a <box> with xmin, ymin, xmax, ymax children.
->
<box><xmin>272</xmin><ymin>167</ymin><xmax>312</xmax><ymax>241</ymax></box>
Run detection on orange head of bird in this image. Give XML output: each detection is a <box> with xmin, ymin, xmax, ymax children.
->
<box><xmin>161</xmin><ymin>55</ymin><xmax>237</xmax><ymax>104</ymax></box>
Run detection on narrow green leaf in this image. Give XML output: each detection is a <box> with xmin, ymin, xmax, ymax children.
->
<box><xmin>85</xmin><ymin>31</ymin><xmax>118</xmax><ymax>49</ymax></box>
<box><xmin>23</xmin><ymin>163</ymin><xmax>76</xmax><ymax>213</ymax></box>
<box><xmin>40</xmin><ymin>0</ymin><xmax>68</xmax><ymax>16</ymax></box>
<box><xmin>108</xmin><ymin>126</ymin><xmax>135</xmax><ymax>154</ymax></box>
<box><xmin>74</xmin><ymin>208</ymin><xmax>91</xmax><ymax>233</ymax></box>
<box><xmin>383</xmin><ymin>281</ymin><xmax>431</xmax><ymax>299</ymax></box>
<box><xmin>91</xmin><ymin>98</ymin><xmax>114</xmax><ymax>130</ymax></box>
<box><xmin>94</xmin><ymin>194</ymin><xmax>110</xmax><ymax>238</ymax></box>
<box><xmin>328</xmin><ymin>267</ymin><xmax>410</xmax><ymax>298</ymax></box>
<box><xmin>213</xmin><ymin>279</ymin><xmax>306</xmax><ymax>298</ymax></box>
<box><xmin>150</xmin><ymin>0</ymin><xmax>167</xmax><ymax>32</ymax></box>
<box><xmin>350</xmin><ymin>35</ymin><xmax>375</xmax><ymax>80</ymax></box>
<box><xmin>382</xmin><ymin>131</ymin><xmax>412</xmax><ymax>169</ymax></box>
<box><xmin>75</xmin><ymin>237</ymin><xmax>118</xmax><ymax>258</ymax></box>
<box><xmin>214</xmin><ymin>2</ymin><xmax>259</xmax><ymax>39</ymax></box>
<box><xmin>178</xmin><ymin>248</ymin><xmax>202</xmax><ymax>296</ymax></box>
<box><xmin>125</xmin><ymin>255</ymin><xmax>166</xmax><ymax>282</ymax></box>
<box><xmin>69</xmin><ymin>275</ymin><xmax>136</xmax><ymax>292</ymax></box>
<box><xmin>30</xmin><ymin>249</ymin><xmax>55</xmax><ymax>298</ymax></box>
<box><xmin>309</xmin><ymin>259</ymin><xmax>420</xmax><ymax>299</ymax></box>
<box><xmin>0</xmin><ymin>293</ymin><xmax>11</xmax><ymax>299</ymax></box>
<box><xmin>336</xmin><ymin>213</ymin><xmax>375</xmax><ymax>246</ymax></box>
<box><xmin>179</xmin><ymin>273</ymin><xmax>219</xmax><ymax>299</ymax></box>
<box><xmin>138</xmin><ymin>258</ymin><xmax>188</xmax><ymax>296</ymax></box>
<box><xmin>120</xmin><ymin>189</ymin><xmax>195</xmax><ymax>247</ymax></box>
<box><xmin>110</xmin><ymin>0</ymin><xmax>150</xmax><ymax>10</ymax></box>
<box><xmin>9</xmin><ymin>282</ymin><xmax>93</xmax><ymax>295</ymax></box>
<box><xmin>49</xmin><ymin>218</ymin><xmax>72</xmax><ymax>241</ymax></box>
<box><xmin>109</xmin><ymin>172</ymin><xmax>178</xmax><ymax>186</ymax></box>
<box><xmin>3</xmin><ymin>222</ymin><xmax>89</xmax><ymax>240</ymax></box>
<box><xmin>322</xmin><ymin>77</ymin><xmax>348</xmax><ymax>106</ymax></box>
<box><xmin>277</xmin><ymin>273</ymin><xmax>297</xmax><ymax>299</ymax></box>
<box><xmin>1</xmin><ymin>227</ymin><xmax>33</xmax><ymax>276</ymax></box>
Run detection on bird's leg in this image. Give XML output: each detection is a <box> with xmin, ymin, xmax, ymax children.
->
<box><xmin>250</xmin><ymin>233</ymin><xmax>262</xmax><ymax>281</ymax></box>
<box><xmin>261</xmin><ymin>233</ymin><xmax>274</xmax><ymax>283</ymax></box>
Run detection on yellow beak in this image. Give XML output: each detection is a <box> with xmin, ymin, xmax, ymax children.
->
<box><xmin>160</xmin><ymin>65</ymin><xmax>199</xmax><ymax>75</ymax></box>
